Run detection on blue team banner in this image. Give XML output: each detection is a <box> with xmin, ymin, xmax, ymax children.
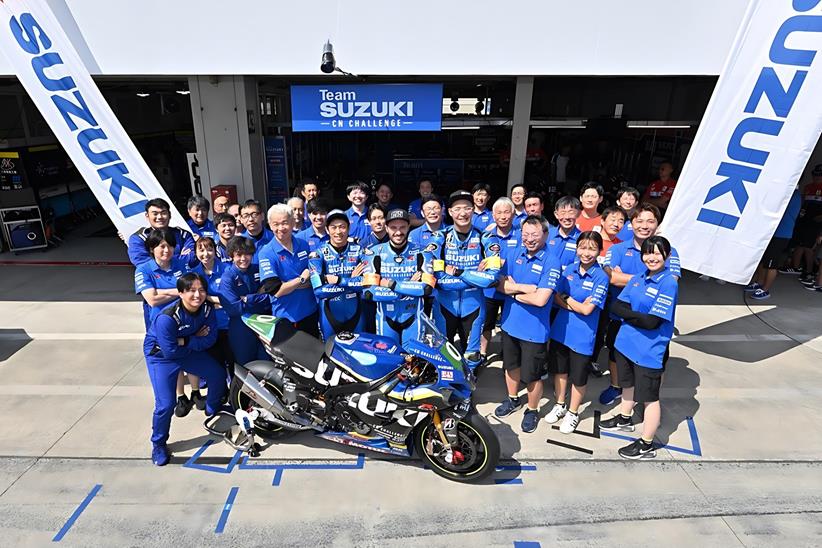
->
<box><xmin>291</xmin><ymin>84</ymin><xmax>443</xmax><ymax>132</ymax></box>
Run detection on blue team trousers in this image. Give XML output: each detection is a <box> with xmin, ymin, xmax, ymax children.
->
<box><xmin>227</xmin><ymin>318</ymin><xmax>268</xmax><ymax>365</ymax></box>
<box><xmin>145</xmin><ymin>352</ymin><xmax>227</xmax><ymax>446</ymax></box>
<box><xmin>434</xmin><ymin>301</ymin><xmax>484</xmax><ymax>365</ymax></box>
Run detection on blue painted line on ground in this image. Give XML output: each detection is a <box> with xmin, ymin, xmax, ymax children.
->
<box><xmin>182</xmin><ymin>440</ymin><xmax>243</xmax><ymax>474</ymax></box>
<box><xmin>215</xmin><ymin>486</ymin><xmax>239</xmax><ymax>534</ymax></box>
<box><xmin>494</xmin><ymin>478</ymin><xmax>523</xmax><ymax>485</ymax></box>
<box><xmin>52</xmin><ymin>484</ymin><xmax>102</xmax><ymax>542</ymax></box>
<box><xmin>600</xmin><ymin>418</ymin><xmax>702</xmax><ymax>456</ymax></box>
<box><xmin>495</xmin><ymin>464</ymin><xmax>537</xmax><ymax>471</ymax></box>
<box><xmin>272</xmin><ymin>468</ymin><xmax>284</xmax><ymax>486</ymax></box>
<box><xmin>513</xmin><ymin>542</ymin><xmax>541</xmax><ymax>548</ymax></box>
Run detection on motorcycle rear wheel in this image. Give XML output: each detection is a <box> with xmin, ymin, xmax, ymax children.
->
<box><xmin>228</xmin><ymin>376</ymin><xmax>295</xmax><ymax>440</ymax></box>
<box><xmin>414</xmin><ymin>410</ymin><xmax>500</xmax><ymax>482</ymax></box>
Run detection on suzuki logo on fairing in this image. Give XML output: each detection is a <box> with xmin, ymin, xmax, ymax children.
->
<box><xmin>288</xmin><ymin>359</ymin><xmax>354</xmax><ymax>387</ymax></box>
<box><xmin>351</xmin><ymin>392</ymin><xmax>398</xmax><ymax>416</ymax></box>
<box><xmin>697</xmin><ymin>0</ymin><xmax>822</xmax><ymax>230</ymax></box>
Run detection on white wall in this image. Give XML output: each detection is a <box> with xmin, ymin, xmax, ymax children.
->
<box><xmin>0</xmin><ymin>0</ymin><xmax>750</xmax><ymax>76</ymax></box>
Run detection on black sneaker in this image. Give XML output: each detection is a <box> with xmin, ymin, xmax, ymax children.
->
<box><xmin>778</xmin><ymin>267</ymin><xmax>802</xmax><ymax>275</ymax></box>
<box><xmin>799</xmin><ymin>276</ymin><xmax>815</xmax><ymax>287</ymax></box>
<box><xmin>600</xmin><ymin>414</ymin><xmax>634</xmax><ymax>432</ymax></box>
<box><xmin>494</xmin><ymin>397</ymin><xmax>523</xmax><ymax>418</ymax></box>
<box><xmin>190</xmin><ymin>390</ymin><xmax>206</xmax><ymax>411</ymax></box>
<box><xmin>618</xmin><ymin>438</ymin><xmax>656</xmax><ymax>460</ymax></box>
<box><xmin>174</xmin><ymin>394</ymin><xmax>193</xmax><ymax>417</ymax></box>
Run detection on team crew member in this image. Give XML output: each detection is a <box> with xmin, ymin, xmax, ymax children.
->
<box><xmin>523</xmin><ymin>191</ymin><xmax>545</xmax><ymax>218</ymax></box>
<box><xmin>429</xmin><ymin>191</ymin><xmax>501</xmax><ymax>369</ymax></box>
<box><xmin>214</xmin><ymin>213</ymin><xmax>237</xmax><ymax>263</ymax></box>
<box><xmin>544</xmin><ymin>232</ymin><xmax>610</xmax><ymax>433</ymax></box>
<box><xmin>408</xmin><ymin>179</ymin><xmax>444</xmax><ymax>228</ymax></box>
<box><xmin>309</xmin><ymin>210</ymin><xmax>366</xmax><ymax>340</ymax></box>
<box><xmin>295</xmin><ymin>199</ymin><xmax>330</xmax><ymax>253</ymax></box>
<box><xmin>287</xmin><ymin>197</ymin><xmax>306</xmax><ymax>232</ymax></box>
<box><xmin>471</xmin><ymin>183</ymin><xmax>493</xmax><ymax>232</ymax></box>
<box><xmin>361</xmin><ymin>209</ymin><xmax>435</xmax><ymax>346</ymax></box>
<box><xmin>362</xmin><ymin>204</ymin><xmax>390</xmax><ymax>249</ymax></box>
<box><xmin>576</xmin><ymin>182</ymin><xmax>604</xmax><ymax>232</ymax></box>
<box><xmin>127</xmin><ymin>198</ymin><xmax>194</xmax><ymax>267</ymax></box>
<box><xmin>259</xmin><ymin>204</ymin><xmax>319</xmax><ymax>340</ymax></box>
<box><xmin>602</xmin><ymin>236</ymin><xmax>679</xmax><ymax>460</ymax></box>
<box><xmin>186</xmin><ymin>195</ymin><xmax>217</xmax><ymax>240</ymax></box>
<box><xmin>783</xmin><ymin>164</ymin><xmax>822</xmax><ymax>279</ymax></box>
<box><xmin>494</xmin><ymin>216</ymin><xmax>561</xmax><ymax>433</ymax></box>
<box><xmin>218</xmin><ymin>236</ymin><xmax>271</xmax><ymax>365</ymax></box>
<box><xmin>345</xmin><ymin>181</ymin><xmax>371</xmax><ymax>242</ymax></box>
<box><xmin>547</xmin><ymin>196</ymin><xmax>582</xmax><ymax>266</ymax></box>
<box><xmin>745</xmin><ymin>186</ymin><xmax>803</xmax><ymax>300</ymax></box>
<box><xmin>642</xmin><ymin>161</ymin><xmax>677</xmax><ymax>214</ymax></box>
<box><xmin>213</xmin><ymin>195</ymin><xmax>229</xmax><ymax>215</ymax></box>
<box><xmin>192</xmin><ymin>237</ymin><xmax>231</xmax><ymax>372</ymax></box>
<box><xmin>510</xmin><ymin>184</ymin><xmax>527</xmax><ymax>229</ymax></box>
<box><xmin>297</xmin><ymin>177</ymin><xmax>320</xmax><ymax>224</ymax></box>
<box><xmin>600</xmin><ymin>203</ymin><xmax>681</xmax><ymax>405</ymax></box>
<box><xmin>480</xmin><ymin>198</ymin><xmax>521</xmax><ymax>360</ymax></box>
<box><xmin>374</xmin><ymin>182</ymin><xmax>401</xmax><ymax>212</ymax></box>
<box><xmin>615</xmin><ymin>187</ymin><xmax>640</xmax><ymax>241</ymax></box>
<box><xmin>143</xmin><ymin>273</ymin><xmax>227</xmax><ymax>466</ymax></box>
<box><xmin>409</xmin><ymin>195</ymin><xmax>447</xmax><ymax>248</ymax></box>
<box><xmin>599</xmin><ymin>207</ymin><xmax>626</xmax><ymax>257</ymax></box>
<box><xmin>240</xmin><ymin>200</ymin><xmax>273</xmax><ymax>279</ymax></box>
<box><xmin>134</xmin><ymin>228</ymin><xmax>190</xmax><ymax>326</ymax></box>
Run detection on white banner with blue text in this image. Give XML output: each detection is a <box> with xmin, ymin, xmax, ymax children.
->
<box><xmin>0</xmin><ymin>0</ymin><xmax>189</xmax><ymax>237</ymax></box>
<box><xmin>659</xmin><ymin>0</ymin><xmax>822</xmax><ymax>284</ymax></box>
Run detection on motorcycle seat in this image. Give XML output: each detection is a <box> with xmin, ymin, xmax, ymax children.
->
<box><xmin>273</xmin><ymin>331</ymin><xmax>325</xmax><ymax>371</ymax></box>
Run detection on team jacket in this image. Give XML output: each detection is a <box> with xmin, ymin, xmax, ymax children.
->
<box><xmin>361</xmin><ymin>242</ymin><xmax>434</xmax><ymax>324</ymax></box>
<box><xmin>143</xmin><ymin>300</ymin><xmax>218</xmax><ymax>359</ymax></box>
<box><xmin>309</xmin><ymin>242</ymin><xmax>365</xmax><ymax>325</ymax></box>
<box><xmin>127</xmin><ymin>226</ymin><xmax>195</xmax><ymax>267</ymax></box>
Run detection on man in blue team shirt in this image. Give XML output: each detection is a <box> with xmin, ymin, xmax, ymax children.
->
<box><xmin>297</xmin><ymin>177</ymin><xmax>320</xmax><ymax>225</ymax></box>
<box><xmin>429</xmin><ymin>191</ymin><xmax>501</xmax><ymax>369</ymax></box>
<box><xmin>615</xmin><ymin>187</ymin><xmax>640</xmax><ymax>241</ymax></box>
<box><xmin>510</xmin><ymin>183</ymin><xmax>528</xmax><ymax>230</ymax></box>
<box><xmin>287</xmin><ymin>196</ymin><xmax>306</xmax><ymax>233</ymax></box>
<box><xmin>408</xmin><ymin>179</ymin><xmax>445</xmax><ymax>228</ymax></box>
<box><xmin>601</xmin><ymin>203</ymin><xmax>681</xmax><ymax>406</ymax></box>
<box><xmin>143</xmin><ymin>273</ymin><xmax>227</xmax><ymax>466</ymax></box>
<box><xmin>345</xmin><ymin>181</ymin><xmax>371</xmax><ymax>242</ymax></box>
<box><xmin>494</xmin><ymin>215</ymin><xmax>562</xmax><ymax>433</ymax></box>
<box><xmin>471</xmin><ymin>183</ymin><xmax>493</xmax><ymax>232</ymax></box>
<box><xmin>258</xmin><ymin>203</ymin><xmax>319</xmax><ymax>340</ymax></box>
<box><xmin>213</xmin><ymin>212</ymin><xmax>237</xmax><ymax>264</ymax></box>
<box><xmin>409</xmin><ymin>195</ymin><xmax>447</xmax><ymax>248</ymax></box>
<box><xmin>361</xmin><ymin>209</ymin><xmax>435</xmax><ymax>347</ymax></box>
<box><xmin>546</xmin><ymin>196</ymin><xmax>583</xmax><ymax>266</ymax></box>
<box><xmin>295</xmin><ymin>199</ymin><xmax>330</xmax><ymax>254</ymax></box>
<box><xmin>362</xmin><ymin>204</ymin><xmax>390</xmax><ymax>249</ymax></box>
<box><xmin>186</xmin><ymin>195</ymin><xmax>217</xmax><ymax>240</ymax></box>
<box><xmin>480</xmin><ymin>197</ymin><xmax>521</xmax><ymax>361</ymax></box>
<box><xmin>239</xmin><ymin>200</ymin><xmax>274</xmax><ymax>281</ymax></box>
<box><xmin>308</xmin><ymin>210</ymin><xmax>366</xmax><ymax>340</ymax></box>
<box><xmin>127</xmin><ymin>198</ymin><xmax>195</xmax><ymax>267</ymax></box>
<box><xmin>374</xmin><ymin>182</ymin><xmax>402</xmax><ymax>213</ymax></box>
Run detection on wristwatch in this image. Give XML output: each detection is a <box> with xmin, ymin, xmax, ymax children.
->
<box><xmin>298</xmin><ymin>275</ymin><xmax>307</xmax><ymax>284</ymax></box>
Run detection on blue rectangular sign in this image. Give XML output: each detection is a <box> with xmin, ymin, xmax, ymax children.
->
<box><xmin>291</xmin><ymin>84</ymin><xmax>442</xmax><ymax>132</ymax></box>
<box><xmin>264</xmin><ymin>136</ymin><xmax>289</xmax><ymax>206</ymax></box>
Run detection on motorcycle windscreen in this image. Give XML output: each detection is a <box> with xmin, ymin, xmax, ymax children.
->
<box><xmin>241</xmin><ymin>314</ymin><xmax>281</xmax><ymax>343</ymax></box>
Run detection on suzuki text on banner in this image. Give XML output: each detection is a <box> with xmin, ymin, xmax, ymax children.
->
<box><xmin>0</xmin><ymin>1</ymin><xmax>189</xmax><ymax>237</ymax></box>
<box><xmin>291</xmin><ymin>84</ymin><xmax>443</xmax><ymax>132</ymax></box>
<box><xmin>659</xmin><ymin>0</ymin><xmax>822</xmax><ymax>284</ymax></box>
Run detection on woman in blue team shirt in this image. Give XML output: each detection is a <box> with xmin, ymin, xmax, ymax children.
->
<box><xmin>601</xmin><ymin>235</ymin><xmax>679</xmax><ymax>460</ymax></box>
<box><xmin>134</xmin><ymin>228</ymin><xmax>205</xmax><ymax>417</ymax></box>
<box><xmin>544</xmin><ymin>232</ymin><xmax>610</xmax><ymax>434</ymax></box>
<box><xmin>192</xmin><ymin>237</ymin><xmax>232</xmax><ymax>373</ymax></box>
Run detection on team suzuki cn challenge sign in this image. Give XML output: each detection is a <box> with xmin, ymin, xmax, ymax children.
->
<box><xmin>291</xmin><ymin>84</ymin><xmax>443</xmax><ymax>132</ymax></box>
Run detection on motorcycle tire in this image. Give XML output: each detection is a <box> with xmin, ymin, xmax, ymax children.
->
<box><xmin>228</xmin><ymin>376</ymin><xmax>295</xmax><ymax>440</ymax></box>
<box><xmin>414</xmin><ymin>409</ymin><xmax>500</xmax><ymax>483</ymax></box>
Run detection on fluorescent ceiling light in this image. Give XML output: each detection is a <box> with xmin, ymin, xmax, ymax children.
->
<box><xmin>136</xmin><ymin>92</ymin><xmax>150</xmax><ymax>97</ymax></box>
<box><xmin>627</xmin><ymin>125</ymin><xmax>690</xmax><ymax>129</ymax></box>
<box><xmin>532</xmin><ymin>125</ymin><xmax>586</xmax><ymax>129</ymax></box>
<box><xmin>442</xmin><ymin>126</ymin><xmax>480</xmax><ymax>130</ymax></box>
<box><xmin>176</xmin><ymin>90</ymin><xmax>191</xmax><ymax>95</ymax></box>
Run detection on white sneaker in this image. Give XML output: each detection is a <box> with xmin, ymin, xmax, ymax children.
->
<box><xmin>559</xmin><ymin>411</ymin><xmax>579</xmax><ymax>434</ymax></box>
<box><xmin>544</xmin><ymin>403</ymin><xmax>567</xmax><ymax>424</ymax></box>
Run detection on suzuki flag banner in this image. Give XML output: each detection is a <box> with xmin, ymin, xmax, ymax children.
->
<box><xmin>291</xmin><ymin>84</ymin><xmax>443</xmax><ymax>132</ymax></box>
<box><xmin>659</xmin><ymin>0</ymin><xmax>822</xmax><ymax>284</ymax></box>
<box><xmin>0</xmin><ymin>1</ymin><xmax>189</xmax><ymax>237</ymax></box>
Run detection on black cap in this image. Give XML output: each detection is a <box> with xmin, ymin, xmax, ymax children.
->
<box><xmin>448</xmin><ymin>190</ymin><xmax>473</xmax><ymax>208</ymax></box>
<box><xmin>325</xmin><ymin>209</ymin><xmax>349</xmax><ymax>226</ymax></box>
<box><xmin>386</xmin><ymin>209</ymin><xmax>410</xmax><ymax>223</ymax></box>
<box><xmin>813</xmin><ymin>164</ymin><xmax>822</xmax><ymax>176</ymax></box>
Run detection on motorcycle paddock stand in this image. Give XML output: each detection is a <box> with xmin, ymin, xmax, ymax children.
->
<box><xmin>203</xmin><ymin>411</ymin><xmax>263</xmax><ymax>458</ymax></box>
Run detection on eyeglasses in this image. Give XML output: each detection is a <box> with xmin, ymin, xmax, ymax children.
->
<box><xmin>450</xmin><ymin>206</ymin><xmax>473</xmax><ymax>214</ymax></box>
<box><xmin>241</xmin><ymin>211</ymin><xmax>261</xmax><ymax>219</ymax></box>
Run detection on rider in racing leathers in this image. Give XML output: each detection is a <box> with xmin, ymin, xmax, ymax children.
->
<box><xmin>361</xmin><ymin>209</ymin><xmax>435</xmax><ymax>347</ymax></box>
<box><xmin>308</xmin><ymin>210</ymin><xmax>366</xmax><ymax>341</ymax></box>
<box><xmin>428</xmin><ymin>191</ymin><xmax>501</xmax><ymax>369</ymax></box>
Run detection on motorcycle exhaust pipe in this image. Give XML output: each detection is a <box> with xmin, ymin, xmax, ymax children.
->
<box><xmin>237</xmin><ymin>369</ymin><xmax>318</xmax><ymax>431</ymax></box>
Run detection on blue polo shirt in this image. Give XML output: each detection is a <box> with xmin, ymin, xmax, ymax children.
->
<box><xmin>186</xmin><ymin>218</ymin><xmax>217</xmax><ymax>240</ymax></box>
<box><xmin>409</xmin><ymin>223</ymin><xmax>446</xmax><ymax>248</ymax></box>
<box><xmin>192</xmin><ymin>260</ymin><xmax>229</xmax><ymax>330</ymax></box>
<box><xmin>408</xmin><ymin>198</ymin><xmax>446</xmax><ymax>220</ymax></box>
<box><xmin>512</xmin><ymin>209</ymin><xmax>528</xmax><ymax>230</ymax></box>
<box><xmin>616</xmin><ymin>220</ymin><xmax>633</xmax><ymax>242</ymax></box>
<box><xmin>346</xmin><ymin>207</ymin><xmax>370</xmax><ymax>242</ymax></box>
<box><xmin>472</xmin><ymin>209</ymin><xmax>493</xmax><ymax>232</ymax></box>
<box><xmin>550</xmin><ymin>261</ymin><xmax>610</xmax><ymax>356</ymax></box>
<box><xmin>243</xmin><ymin>227</ymin><xmax>274</xmax><ymax>281</ymax></box>
<box><xmin>258</xmin><ymin>237</ymin><xmax>318</xmax><ymax>322</ymax></box>
<box><xmin>546</xmin><ymin>226</ymin><xmax>582</xmax><ymax>267</ymax></box>
<box><xmin>361</xmin><ymin>231</ymin><xmax>390</xmax><ymax>249</ymax></box>
<box><xmin>499</xmin><ymin>246</ymin><xmax>562</xmax><ymax>343</ymax></box>
<box><xmin>603</xmin><ymin>240</ymin><xmax>681</xmax><ymax>301</ymax></box>
<box><xmin>484</xmin><ymin>228</ymin><xmax>521</xmax><ymax>300</ymax></box>
<box><xmin>295</xmin><ymin>226</ymin><xmax>330</xmax><ymax>254</ymax></box>
<box><xmin>614</xmin><ymin>269</ymin><xmax>678</xmax><ymax>369</ymax></box>
<box><xmin>134</xmin><ymin>257</ymin><xmax>189</xmax><ymax>325</ymax></box>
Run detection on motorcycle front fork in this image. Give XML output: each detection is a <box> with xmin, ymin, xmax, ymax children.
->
<box><xmin>427</xmin><ymin>410</ymin><xmax>465</xmax><ymax>465</ymax></box>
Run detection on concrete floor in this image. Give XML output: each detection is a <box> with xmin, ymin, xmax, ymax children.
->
<box><xmin>0</xmin><ymin>235</ymin><xmax>821</xmax><ymax>546</ymax></box>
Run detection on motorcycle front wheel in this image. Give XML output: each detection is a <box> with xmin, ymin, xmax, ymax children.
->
<box><xmin>414</xmin><ymin>410</ymin><xmax>500</xmax><ymax>482</ymax></box>
<box><xmin>228</xmin><ymin>376</ymin><xmax>295</xmax><ymax>440</ymax></box>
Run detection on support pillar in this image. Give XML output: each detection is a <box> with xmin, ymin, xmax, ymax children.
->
<box><xmin>507</xmin><ymin>76</ymin><xmax>534</xmax><ymax>193</ymax></box>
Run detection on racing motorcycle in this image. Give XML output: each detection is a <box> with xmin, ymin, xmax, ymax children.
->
<box><xmin>205</xmin><ymin>312</ymin><xmax>500</xmax><ymax>483</ymax></box>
